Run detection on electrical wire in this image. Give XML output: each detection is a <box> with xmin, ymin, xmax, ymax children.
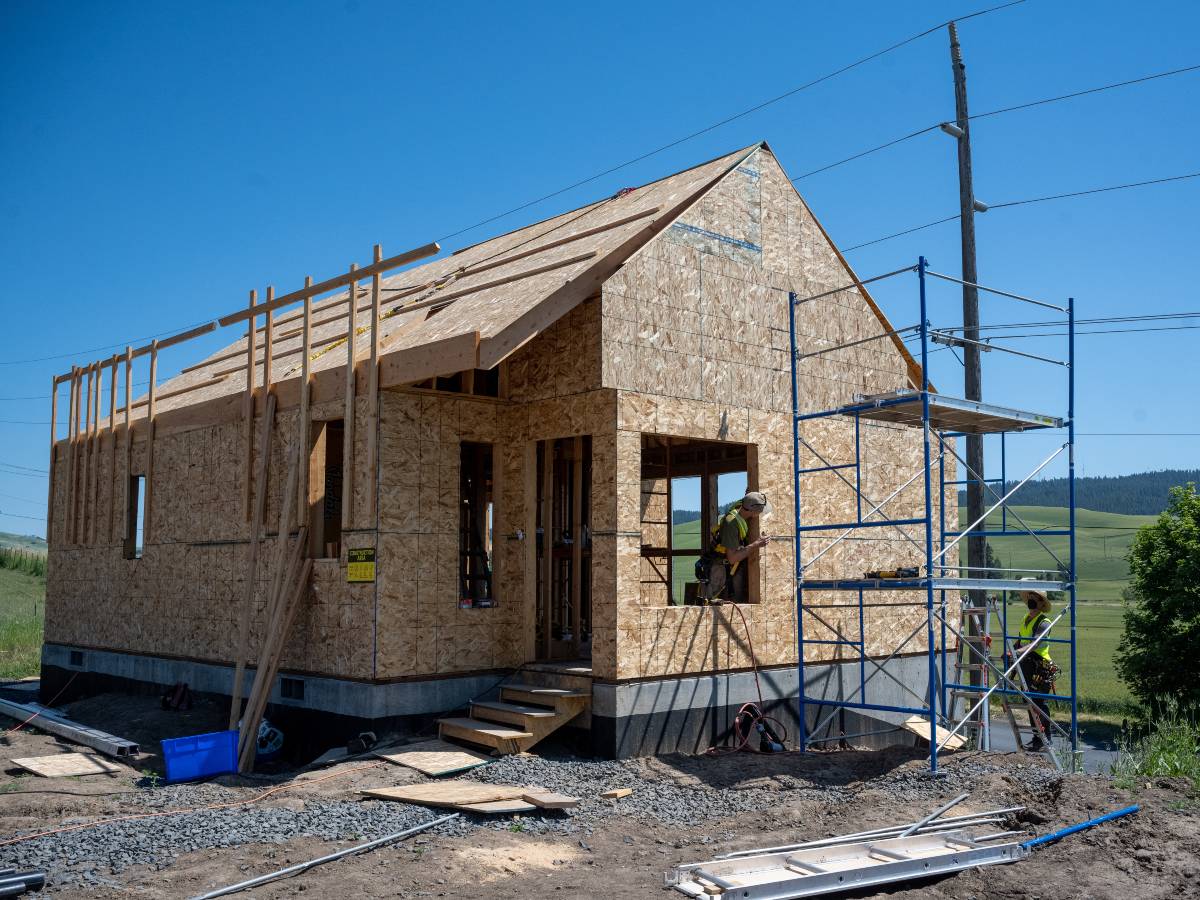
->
<box><xmin>433</xmin><ymin>0</ymin><xmax>1028</xmax><ymax>243</ymax></box>
<box><xmin>843</xmin><ymin>171</ymin><xmax>1200</xmax><ymax>251</ymax></box>
<box><xmin>793</xmin><ymin>62</ymin><xmax>1200</xmax><ymax>181</ymax></box>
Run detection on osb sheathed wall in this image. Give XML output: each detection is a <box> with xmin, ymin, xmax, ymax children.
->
<box><xmin>600</xmin><ymin>146</ymin><xmax>954</xmax><ymax>681</ymax></box>
<box><xmin>43</xmin><ymin>287</ymin><xmax>617</xmax><ymax>684</ymax></box>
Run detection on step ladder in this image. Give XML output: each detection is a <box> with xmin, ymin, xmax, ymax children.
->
<box><xmin>437</xmin><ymin>684</ymin><xmax>590</xmax><ymax>755</ymax></box>
<box><xmin>946</xmin><ymin>601</ymin><xmax>992</xmax><ymax>748</ymax></box>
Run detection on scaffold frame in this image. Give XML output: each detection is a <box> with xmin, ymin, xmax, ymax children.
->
<box><xmin>788</xmin><ymin>256</ymin><xmax>1079</xmax><ymax>773</ymax></box>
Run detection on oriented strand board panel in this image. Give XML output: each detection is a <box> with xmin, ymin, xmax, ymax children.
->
<box><xmin>376</xmin><ymin>739</ymin><xmax>491</xmax><ymax>777</ymax></box>
<box><xmin>901</xmin><ymin>716</ymin><xmax>967</xmax><ymax>751</ymax></box>
<box><xmin>10</xmin><ymin>753</ymin><xmax>124</xmax><ymax>777</ymax></box>
<box><xmin>457</xmin><ymin>799</ymin><xmax>539</xmax><ymax>814</ymax></box>
<box><xmin>361</xmin><ymin>781</ymin><xmax>528</xmax><ymax>807</ymax></box>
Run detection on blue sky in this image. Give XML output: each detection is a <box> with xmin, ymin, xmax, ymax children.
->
<box><xmin>1</xmin><ymin>0</ymin><xmax>1197</xmax><ymax>538</ymax></box>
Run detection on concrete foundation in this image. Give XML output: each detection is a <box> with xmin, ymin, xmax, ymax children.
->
<box><xmin>41</xmin><ymin>643</ymin><xmax>929</xmax><ymax>760</ymax></box>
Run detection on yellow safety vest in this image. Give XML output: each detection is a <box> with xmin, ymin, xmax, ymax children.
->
<box><xmin>709</xmin><ymin>507</ymin><xmax>749</xmax><ymax>573</ymax></box>
<box><xmin>1018</xmin><ymin>613</ymin><xmax>1052</xmax><ymax>661</ymax></box>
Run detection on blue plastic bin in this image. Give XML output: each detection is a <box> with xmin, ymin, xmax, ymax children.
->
<box><xmin>161</xmin><ymin>729</ymin><xmax>239</xmax><ymax>783</ymax></box>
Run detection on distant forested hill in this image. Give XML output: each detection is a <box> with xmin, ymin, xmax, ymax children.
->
<box><xmin>959</xmin><ymin>470</ymin><xmax>1200</xmax><ymax>516</ymax></box>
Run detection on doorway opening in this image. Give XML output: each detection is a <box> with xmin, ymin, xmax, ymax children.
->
<box><xmin>534</xmin><ymin>436</ymin><xmax>592</xmax><ymax>661</ymax></box>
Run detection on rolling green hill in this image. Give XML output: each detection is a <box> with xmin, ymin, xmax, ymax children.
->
<box><xmin>0</xmin><ymin>531</ymin><xmax>47</xmax><ymax>553</ymax></box>
<box><xmin>0</xmin><ymin>565</ymin><xmax>44</xmax><ymax>679</ymax></box>
<box><xmin>959</xmin><ymin>505</ymin><xmax>1154</xmax><ymax>602</ymax></box>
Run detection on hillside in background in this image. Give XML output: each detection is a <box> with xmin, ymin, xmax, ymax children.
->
<box><xmin>958</xmin><ymin>469</ymin><xmax>1199</xmax><ymax>516</ymax></box>
<box><xmin>0</xmin><ymin>531</ymin><xmax>47</xmax><ymax>553</ymax></box>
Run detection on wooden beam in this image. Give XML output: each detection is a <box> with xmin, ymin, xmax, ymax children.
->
<box><xmin>367</xmin><ymin>246</ymin><xmax>382</xmax><ymax>525</ymax></box>
<box><xmin>228</xmin><ymin>390</ymin><xmax>276</xmax><ymax>730</ymax></box>
<box><xmin>378</xmin><ymin>331</ymin><xmax>479</xmax><ymax>386</ymax></box>
<box><xmin>144</xmin><ymin>340</ymin><xmax>158</xmax><ymax>542</ymax></box>
<box><xmin>130</xmin><ymin>321</ymin><xmax>217</xmax><ymax>359</ymax></box>
<box><xmin>570</xmin><ymin>436</ymin><xmax>583</xmax><ymax>657</ymax></box>
<box><xmin>242</xmin><ymin>290</ymin><xmax>257</xmax><ymax>521</ymax></box>
<box><xmin>342</xmin><ymin>263</ymin><xmax>358</xmax><ymax>532</ymax></box>
<box><xmin>218</xmin><ymin>241</ymin><xmax>440</xmax><ymax>327</ymax></box>
<box><xmin>182</xmin><ymin>249</ymin><xmax>597</xmax><ymax>381</ymax></box>
<box><xmin>46</xmin><ymin>375</ymin><xmax>57</xmax><ymax>543</ymax></box>
<box><xmin>540</xmin><ymin>439</ymin><xmax>553</xmax><ymax>661</ymax></box>
<box><xmin>297</xmin><ymin>275</ymin><xmax>312</xmax><ymax>531</ymax></box>
<box><xmin>263</xmin><ymin>286</ymin><xmax>274</xmax><ymax>394</ymax></box>
<box><xmin>122</xmin><ymin>347</ymin><xmax>132</xmax><ymax>542</ymax></box>
<box><xmin>68</xmin><ymin>368</ymin><xmax>78</xmax><ymax>544</ymax></box>
<box><xmin>87</xmin><ymin>362</ymin><xmax>99</xmax><ymax>545</ymax></box>
<box><xmin>523</xmin><ymin>441</ymin><xmax>537</xmax><ymax>663</ymax></box>
<box><xmin>108</xmin><ymin>354</ymin><xmax>118</xmax><ymax>543</ymax></box>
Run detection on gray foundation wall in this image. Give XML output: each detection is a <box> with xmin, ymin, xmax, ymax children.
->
<box><xmin>41</xmin><ymin>643</ymin><xmax>929</xmax><ymax>759</ymax></box>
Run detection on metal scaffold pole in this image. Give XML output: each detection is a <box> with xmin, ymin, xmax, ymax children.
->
<box><xmin>919</xmin><ymin>256</ymin><xmax>939</xmax><ymax>774</ymax></box>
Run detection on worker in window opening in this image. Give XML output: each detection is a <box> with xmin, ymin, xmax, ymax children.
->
<box><xmin>702</xmin><ymin>492</ymin><xmax>771</xmax><ymax>603</ymax></box>
<box><xmin>1013</xmin><ymin>582</ymin><xmax>1058</xmax><ymax>752</ymax></box>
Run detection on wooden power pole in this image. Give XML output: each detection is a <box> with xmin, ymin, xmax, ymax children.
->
<box><xmin>948</xmin><ymin>21</ymin><xmax>988</xmax><ymax>740</ymax></box>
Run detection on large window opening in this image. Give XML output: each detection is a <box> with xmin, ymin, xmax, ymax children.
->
<box><xmin>459</xmin><ymin>442</ymin><xmax>494</xmax><ymax>605</ymax></box>
<box><xmin>640</xmin><ymin>437</ymin><xmax>751</xmax><ymax>605</ymax></box>
<box><xmin>123</xmin><ymin>474</ymin><xmax>146</xmax><ymax>560</ymax></box>
<box><xmin>309</xmin><ymin>419</ymin><xmax>344</xmax><ymax>559</ymax></box>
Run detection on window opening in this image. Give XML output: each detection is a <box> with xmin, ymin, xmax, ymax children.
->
<box><xmin>310</xmin><ymin>419</ymin><xmax>344</xmax><ymax>558</ymax></box>
<box><xmin>460</xmin><ymin>442</ymin><xmax>494</xmax><ymax>606</ymax></box>
<box><xmin>124</xmin><ymin>474</ymin><xmax>145</xmax><ymax>559</ymax></box>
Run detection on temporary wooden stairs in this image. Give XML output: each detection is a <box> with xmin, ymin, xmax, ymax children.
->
<box><xmin>437</xmin><ymin>684</ymin><xmax>590</xmax><ymax>755</ymax></box>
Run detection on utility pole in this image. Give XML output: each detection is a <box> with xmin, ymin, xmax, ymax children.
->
<box><xmin>948</xmin><ymin>21</ymin><xmax>988</xmax><ymax>745</ymax></box>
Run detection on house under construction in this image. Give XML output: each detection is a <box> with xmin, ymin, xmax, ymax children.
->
<box><xmin>41</xmin><ymin>142</ymin><xmax>953</xmax><ymax>758</ymax></box>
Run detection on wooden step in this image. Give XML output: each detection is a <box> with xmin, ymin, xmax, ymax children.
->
<box><xmin>437</xmin><ymin>717</ymin><xmax>533</xmax><ymax>754</ymax></box>
<box><xmin>500</xmin><ymin>684</ymin><xmax>590</xmax><ymax>710</ymax></box>
<box><xmin>471</xmin><ymin>700</ymin><xmax>560</xmax><ymax>729</ymax></box>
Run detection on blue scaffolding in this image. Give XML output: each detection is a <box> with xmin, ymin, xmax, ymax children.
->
<box><xmin>787</xmin><ymin>257</ymin><xmax>1078</xmax><ymax>773</ymax></box>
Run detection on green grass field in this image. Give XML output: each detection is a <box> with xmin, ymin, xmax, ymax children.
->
<box><xmin>0</xmin><ymin>565</ymin><xmax>45</xmax><ymax>680</ymax></box>
<box><xmin>960</xmin><ymin>504</ymin><xmax>1155</xmax><ymax>602</ymax></box>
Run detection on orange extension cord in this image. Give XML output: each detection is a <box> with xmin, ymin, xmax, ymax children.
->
<box><xmin>0</xmin><ymin>761</ymin><xmax>385</xmax><ymax>849</ymax></box>
<box><xmin>706</xmin><ymin>600</ymin><xmax>788</xmax><ymax>754</ymax></box>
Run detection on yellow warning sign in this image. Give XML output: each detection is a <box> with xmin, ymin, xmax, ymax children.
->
<box><xmin>347</xmin><ymin>547</ymin><xmax>377</xmax><ymax>583</ymax></box>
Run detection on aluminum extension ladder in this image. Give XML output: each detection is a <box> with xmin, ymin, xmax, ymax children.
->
<box><xmin>669</xmin><ymin>830</ymin><xmax>1028</xmax><ymax>899</ymax></box>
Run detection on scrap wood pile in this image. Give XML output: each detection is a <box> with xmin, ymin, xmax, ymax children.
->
<box><xmin>227</xmin><ymin>393</ymin><xmax>312</xmax><ymax>772</ymax></box>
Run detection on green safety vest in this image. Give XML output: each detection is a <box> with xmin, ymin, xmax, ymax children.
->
<box><xmin>709</xmin><ymin>507</ymin><xmax>749</xmax><ymax>573</ymax></box>
<box><xmin>1018</xmin><ymin>612</ymin><xmax>1052</xmax><ymax>662</ymax></box>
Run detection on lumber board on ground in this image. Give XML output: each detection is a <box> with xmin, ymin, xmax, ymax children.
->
<box><xmin>600</xmin><ymin>787</ymin><xmax>633</xmax><ymax>799</ymax></box>
<box><xmin>456</xmin><ymin>799</ymin><xmax>538</xmax><ymax>814</ymax></box>
<box><xmin>520</xmin><ymin>790</ymin><xmax>578</xmax><ymax>810</ymax></box>
<box><xmin>376</xmin><ymin>739</ymin><xmax>491</xmax><ymax>777</ymax></box>
<box><xmin>10</xmin><ymin>752</ymin><xmax>123</xmax><ymax>777</ymax></box>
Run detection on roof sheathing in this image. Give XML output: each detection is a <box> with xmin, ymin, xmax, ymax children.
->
<box><xmin>149</xmin><ymin>145</ymin><xmax>760</xmax><ymax>417</ymax></box>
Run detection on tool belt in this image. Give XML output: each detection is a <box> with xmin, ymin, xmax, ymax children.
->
<box><xmin>1026</xmin><ymin>657</ymin><xmax>1059</xmax><ymax>695</ymax></box>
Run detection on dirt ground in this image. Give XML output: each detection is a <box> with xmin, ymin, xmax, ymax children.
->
<box><xmin>2</xmin><ymin>695</ymin><xmax>1198</xmax><ymax>899</ymax></box>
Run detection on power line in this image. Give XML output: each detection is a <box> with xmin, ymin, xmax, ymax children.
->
<box><xmin>0</xmin><ymin>5</ymin><xmax>1033</xmax><ymax>377</ymax></box>
<box><xmin>433</xmin><ymin>1</ymin><xmax>1028</xmax><ymax>243</ymax></box>
<box><xmin>844</xmin><ymin>170</ymin><xmax>1200</xmax><ymax>251</ymax></box>
<box><xmin>0</xmin><ymin>462</ymin><xmax>47</xmax><ymax>474</ymax></box>
<box><xmin>0</xmin><ymin>492</ymin><xmax>42</xmax><ymax>506</ymax></box>
<box><xmin>793</xmin><ymin>62</ymin><xmax>1200</xmax><ymax>180</ymax></box>
<box><xmin>0</xmin><ymin>511</ymin><xmax>45</xmax><ymax>522</ymax></box>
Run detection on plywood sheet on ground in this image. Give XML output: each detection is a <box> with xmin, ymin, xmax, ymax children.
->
<box><xmin>362</xmin><ymin>781</ymin><xmax>527</xmax><ymax>807</ymax></box>
<box><xmin>377</xmin><ymin>739</ymin><xmax>491</xmax><ymax>777</ymax></box>
<box><xmin>10</xmin><ymin>752</ymin><xmax>124</xmax><ymax>777</ymax></box>
<box><xmin>901</xmin><ymin>716</ymin><xmax>967</xmax><ymax>751</ymax></box>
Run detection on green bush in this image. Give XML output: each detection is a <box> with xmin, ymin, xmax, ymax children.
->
<box><xmin>0</xmin><ymin>548</ymin><xmax>46</xmax><ymax>578</ymax></box>
<box><xmin>1111</xmin><ymin>699</ymin><xmax>1200</xmax><ymax>791</ymax></box>
<box><xmin>1115</xmin><ymin>484</ymin><xmax>1200</xmax><ymax>707</ymax></box>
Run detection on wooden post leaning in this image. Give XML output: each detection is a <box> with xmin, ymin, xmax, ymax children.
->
<box><xmin>242</xmin><ymin>289</ymin><xmax>258</xmax><ymax>522</ymax></box>
<box><xmin>342</xmin><ymin>263</ymin><xmax>359</xmax><ymax>533</ymax></box>
<box><xmin>228</xmin><ymin>390</ymin><xmax>277</xmax><ymax>731</ymax></box>
<box><xmin>367</xmin><ymin>246</ymin><xmax>382</xmax><ymax>524</ymax></box>
<box><xmin>297</xmin><ymin>276</ymin><xmax>312</xmax><ymax>534</ymax></box>
<box><xmin>143</xmin><ymin>340</ymin><xmax>158</xmax><ymax>543</ymax></box>
<box><xmin>122</xmin><ymin>347</ymin><xmax>132</xmax><ymax>543</ymax></box>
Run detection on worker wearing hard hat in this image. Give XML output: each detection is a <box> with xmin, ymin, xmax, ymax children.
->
<box><xmin>1014</xmin><ymin>582</ymin><xmax>1058</xmax><ymax>752</ymax></box>
<box><xmin>698</xmin><ymin>492</ymin><xmax>771</xmax><ymax>603</ymax></box>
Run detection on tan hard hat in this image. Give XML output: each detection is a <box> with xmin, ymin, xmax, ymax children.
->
<box><xmin>741</xmin><ymin>491</ymin><xmax>771</xmax><ymax>515</ymax></box>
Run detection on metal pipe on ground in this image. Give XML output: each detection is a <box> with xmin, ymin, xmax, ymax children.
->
<box><xmin>189</xmin><ymin>814</ymin><xmax>458</xmax><ymax>899</ymax></box>
<box><xmin>0</xmin><ymin>868</ymin><xmax>46</xmax><ymax>897</ymax></box>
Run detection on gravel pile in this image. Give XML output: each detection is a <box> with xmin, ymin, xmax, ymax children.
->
<box><xmin>1</xmin><ymin>752</ymin><xmax>1065</xmax><ymax>892</ymax></box>
<box><xmin>1</xmin><ymin>799</ymin><xmax>463</xmax><ymax>891</ymax></box>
